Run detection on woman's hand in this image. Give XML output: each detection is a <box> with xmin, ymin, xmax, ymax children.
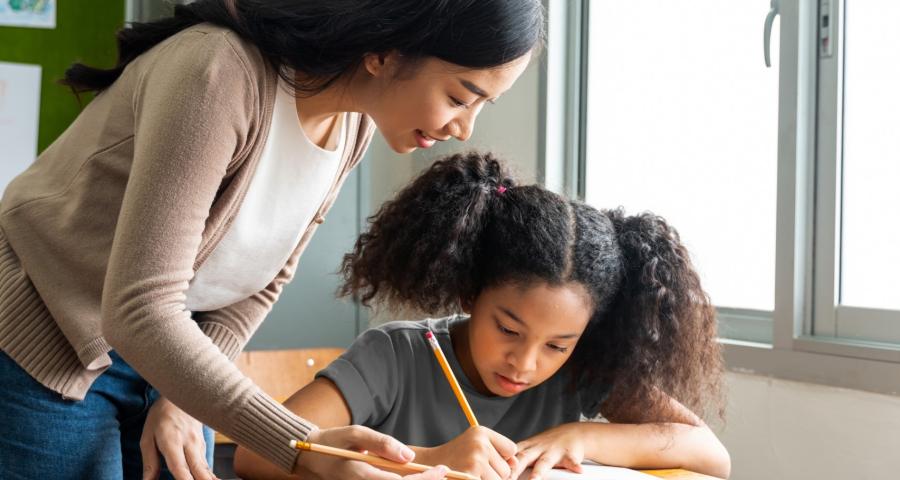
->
<box><xmin>415</xmin><ymin>426</ymin><xmax>518</xmax><ymax>480</ymax></box>
<box><xmin>141</xmin><ymin>396</ymin><xmax>217</xmax><ymax>480</ymax></box>
<box><xmin>510</xmin><ymin>423</ymin><xmax>586</xmax><ymax>480</ymax></box>
<box><xmin>295</xmin><ymin>425</ymin><xmax>449</xmax><ymax>480</ymax></box>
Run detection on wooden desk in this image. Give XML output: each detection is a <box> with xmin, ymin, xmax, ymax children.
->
<box><xmin>641</xmin><ymin>469</ymin><xmax>721</xmax><ymax>479</ymax></box>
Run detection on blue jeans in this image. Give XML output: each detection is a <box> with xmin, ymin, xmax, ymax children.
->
<box><xmin>0</xmin><ymin>350</ymin><xmax>214</xmax><ymax>479</ymax></box>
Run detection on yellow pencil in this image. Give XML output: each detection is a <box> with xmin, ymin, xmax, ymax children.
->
<box><xmin>424</xmin><ymin>330</ymin><xmax>479</xmax><ymax>427</ymax></box>
<box><xmin>290</xmin><ymin>440</ymin><xmax>477</xmax><ymax>480</ymax></box>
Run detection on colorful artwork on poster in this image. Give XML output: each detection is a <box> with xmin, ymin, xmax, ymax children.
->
<box><xmin>0</xmin><ymin>0</ymin><xmax>56</xmax><ymax>29</ymax></box>
<box><xmin>0</xmin><ymin>61</ymin><xmax>41</xmax><ymax>193</ymax></box>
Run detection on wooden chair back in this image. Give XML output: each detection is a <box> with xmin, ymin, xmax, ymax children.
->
<box><xmin>215</xmin><ymin>347</ymin><xmax>344</xmax><ymax>444</ymax></box>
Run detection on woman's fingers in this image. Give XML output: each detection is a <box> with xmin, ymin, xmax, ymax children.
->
<box><xmin>184</xmin><ymin>441</ymin><xmax>217</xmax><ymax>480</ymax></box>
<box><xmin>157</xmin><ymin>438</ymin><xmax>193</xmax><ymax>480</ymax></box>
<box><xmin>348</xmin><ymin>462</ymin><xmax>404</xmax><ymax>480</ymax></box>
<box><xmin>401</xmin><ymin>465</ymin><xmax>450</xmax><ymax>480</ymax></box>
<box><xmin>340</xmin><ymin>425</ymin><xmax>416</xmax><ymax>463</ymax></box>
<box><xmin>154</xmin><ymin>423</ymin><xmax>215</xmax><ymax>480</ymax></box>
<box><xmin>339</xmin><ymin>455</ymin><xmax>452</xmax><ymax>480</ymax></box>
<box><xmin>303</xmin><ymin>425</ymin><xmax>429</xmax><ymax>480</ymax></box>
<box><xmin>139</xmin><ymin>433</ymin><xmax>161</xmax><ymax>480</ymax></box>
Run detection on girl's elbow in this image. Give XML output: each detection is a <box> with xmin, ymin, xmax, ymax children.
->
<box><xmin>704</xmin><ymin>444</ymin><xmax>731</xmax><ymax>479</ymax></box>
<box><xmin>695</xmin><ymin>430</ymin><xmax>731</xmax><ymax>479</ymax></box>
<box><xmin>670</xmin><ymin>423</ymin><xmax>730</xmax><ymax>479</ymax></box>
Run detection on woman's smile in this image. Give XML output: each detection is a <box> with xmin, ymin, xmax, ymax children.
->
<box><xmin>414</xmin><ymin>130</ymin><xmax>438</xmax><ymax>149</ymax></box>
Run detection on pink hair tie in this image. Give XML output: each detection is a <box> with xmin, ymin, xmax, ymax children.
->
<box><xmin>496</xmin><ymin>185</ymin><xmax>507</xmax><ymax>196</ymax></box>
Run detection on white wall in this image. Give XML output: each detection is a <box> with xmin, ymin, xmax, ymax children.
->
<box><xmin>719</xmin><ymin>372</ymin><xmax>900</xmax><ymax>479</ymax></box>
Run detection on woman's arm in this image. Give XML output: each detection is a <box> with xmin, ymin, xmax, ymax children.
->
<box><xmin>234</xmin><ymin>377</ymin><xmax>352</xmax><ymax>479</ymax></box>
<box><xmin>514</xmin><ymin>395</ymin><xmax>730</xmax><ymax>479</ymax></box>
<box><xmin>100</xmin><ymin>27</ymin><xmax>320</xmax><ymax>474</ymax></box>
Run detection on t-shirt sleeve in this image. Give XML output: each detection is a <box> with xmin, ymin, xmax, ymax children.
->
<box><xmin>317</xmin><ymin>328</ymin><xmax>400</xmax><ymax>426</ymax></box>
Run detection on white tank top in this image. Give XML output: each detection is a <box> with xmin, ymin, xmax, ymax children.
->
<box><xmin>184</xmin><ymin>81</ymin><xmax>349</xmax><ymax>312</ymax></box>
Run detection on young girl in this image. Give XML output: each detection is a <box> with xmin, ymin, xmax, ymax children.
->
<box><xmin>234</xmin><ymin>152</ymin><xmax>730</xmax><ymax>480</ymax></box>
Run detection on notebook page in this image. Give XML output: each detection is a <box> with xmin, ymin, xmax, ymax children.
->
<box><xmin>517</xmin><ymin>464</ymin><xmax>658</xmax><ymax>479</ymax></box>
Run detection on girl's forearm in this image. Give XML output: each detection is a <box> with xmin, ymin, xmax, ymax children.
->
<box><xmin>577</xmin><ymin>422</ymin><xmax>731</xmax><ymax>479</ymax></box>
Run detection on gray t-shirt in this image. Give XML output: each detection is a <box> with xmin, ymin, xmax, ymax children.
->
<box><xmin>317</xmin><ymin>315</ymin><xmax>608</xmax><ymax>447</ymax></box>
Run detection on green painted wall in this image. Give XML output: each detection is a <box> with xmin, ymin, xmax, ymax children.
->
<box><xmin>0</xmin><ymin>1</ymin><xmax>125</xmax><ymax>152</ymax></box>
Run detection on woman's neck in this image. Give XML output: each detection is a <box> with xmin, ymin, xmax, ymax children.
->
<box><xmin>293</xmin><ymin>71</ymin><xmax>364</xmax><ymax>148</ymax></box>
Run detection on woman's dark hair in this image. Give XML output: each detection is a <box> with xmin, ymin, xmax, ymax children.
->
<box><xmin>62</xmin><ymin>0</ymin><xmax>544</xmax><ymax>95</ymax></box>
<box><xmin>340</xmin><ymin>151</ymin><xmax>724</xmax><ymax>422</ymax></box>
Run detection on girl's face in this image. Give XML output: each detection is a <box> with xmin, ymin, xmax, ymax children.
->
<box><xmin>457</xmin><ymin>282</ymin><xmax>593</xmax><ymax>397</ymax></box>
<box><xmin>361</xmin><ymin>52</ymin><xmax>532</xmax><ymax>153</ymax></box>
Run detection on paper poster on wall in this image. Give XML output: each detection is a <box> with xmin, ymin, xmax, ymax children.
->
<box><xmin>0</xmin><ymin>0</ymin><xmax>56</xmax><ymax>29</ymax></box>
<box><xmin>0</xmin><ymin>62</ymin><xmax>41</xmax><ymax>193</ymax></box>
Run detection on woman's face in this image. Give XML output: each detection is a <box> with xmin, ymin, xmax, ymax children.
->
<box><xmin>361</xmin><ymin>52</ymin><xmax>532</xmax><ymax>153</ymax></box>
<box><xmin>457</xmin><ymin>281</ymin><xmax>593</xmax><ymax>398</ymax></box>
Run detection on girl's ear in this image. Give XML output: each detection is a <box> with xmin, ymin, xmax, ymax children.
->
<box><xmin>459</xmin><ymin>296</ymin><xmax>475</xmax><ymax>314</ymax></box>
<box><xmin>363</xmin><ymin>51</ymin><xmax>401</xmax><ymax>78</ymax></box>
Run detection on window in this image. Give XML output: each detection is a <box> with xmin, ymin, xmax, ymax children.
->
<box><xmin>813</xmin><ymin>0</ymin><xmax>900</xmax><ymax>344</ymax></box>
<box><xmin>583</xmin><ymin>0</ymin><xmax>780</xmax><ymax>341</ymax></box>
<box><xmin>545</xmin><ymin>0</ymin><xmax>900</xmax><ymax>393</ymax></box>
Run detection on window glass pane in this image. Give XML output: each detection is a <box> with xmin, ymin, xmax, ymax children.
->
<box><xmin>584</xmin><ymin>0</ymin><xmax>778</xmax><ymax>310</ymax></box>
<box><xmin>840</xmin><ymin>1</ymin><xmax>900</xmax><ymax>310</ymax></box>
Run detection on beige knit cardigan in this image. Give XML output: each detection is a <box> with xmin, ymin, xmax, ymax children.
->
<box><xmin>0</xmin><ymin>24</ymin><xmax>375</xmax><ymax>472</ymax></box>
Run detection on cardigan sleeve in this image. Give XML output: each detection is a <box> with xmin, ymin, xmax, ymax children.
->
<box><xmin>100</xmin><ymin>29</ymin><xmax>315</xmax><ymax>472</ymax></box>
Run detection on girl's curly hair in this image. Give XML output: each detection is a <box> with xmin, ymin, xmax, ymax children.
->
<box><xmin>340</xmin><ymin>151</ymin><xmax>723</xmax><ymax>422</ymax></box>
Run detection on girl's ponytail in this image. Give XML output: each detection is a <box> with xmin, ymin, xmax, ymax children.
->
<box><xmin>340</xmin><ymin>152</ymin><xmax>515</xmax><ymax>313</ymax></box>
<box><xmin>593</xmin><ymin>209</ymin><xmax>723</xmax><ymax>422</ymax></box>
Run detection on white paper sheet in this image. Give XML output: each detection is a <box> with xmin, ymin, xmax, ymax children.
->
<box><xmin>518</xmin><ymin>464</ymin><xmax>658</xmax><ymax>479</ymax></box>
<box><xmin>0</xmin><ymin>61</ymin><xmax>41</xmax><ymax>194</ymax></box>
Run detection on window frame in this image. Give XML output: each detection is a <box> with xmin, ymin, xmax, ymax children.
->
<box><xmin>812</xmin><ymin>0</ymin><xmax>900</xmax><ymax>345</ymax></box>
<box><xmin>541</xmin><ymin>0</ymin><xmax>900</xmax><ymax>396</ymax></box>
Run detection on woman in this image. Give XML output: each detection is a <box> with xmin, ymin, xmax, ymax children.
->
<box><xmin>0</xmin><ymin>1</ymin><xmax>542</xmax><ymax>479</ymax></box>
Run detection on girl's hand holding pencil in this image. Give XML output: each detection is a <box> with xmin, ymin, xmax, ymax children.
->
<box><xmin>411</xmin><ymin>426</ymin><xmax>519</xmax><ymax>480</ymax></box>
<box><xmin>422</xmin><ymin>331</ymin><xmax>520</xmax><ymax>480</ymax></box>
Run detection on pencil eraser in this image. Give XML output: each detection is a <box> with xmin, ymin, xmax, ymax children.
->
<box><xmin>425</xmin><ymin>331</ymin><xmax>434</xmax><ymax>339</ymax></box>
<box><xmin>289</xmin><ymin>439</ymin><xmax>297</xmax><ymax>448</ymax></box>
